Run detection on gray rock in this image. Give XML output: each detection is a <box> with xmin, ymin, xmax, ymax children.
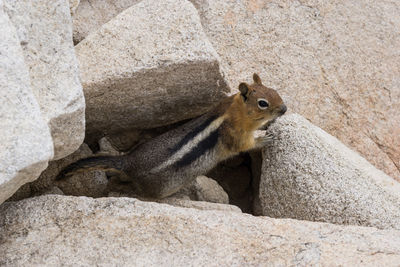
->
<box><xmin>260</xmin><ymin>114</ymin><xmax>400</xmax><ymax>230</ymax></box>
<box><xmin>72</xmin><ymin>0</ymin><xmax>142</xmax><ymax>44</ymax></box>
<box><xmin>4</xmin><ymin>0</ymin><xmax>85</xmax><ymax>160</ymax></box>
<box><xmin>0</xmin><ymin>3</ymin><xmax>53</xmax><ymax>204</ymax></box>
<box><xmin>75</xmin><ymin>0</ymin><xmax>229</xmax><ymax>143</ymax></box>
<box><xmin>190</xmin><ymin>0</ymin><xmax>400</xmax><ymax>181</ymax></box>
<box><xmin>193</xmin><ymin>176</ymin><xmax>229</xmax><ymax>204</ymax></box>
<box><xmin>1</xmin><ymin>195</ymin><xmax>400</xmax><ymax>266</ymax></box>
<box><xmin>173</xmin><ymin>175</ymin><xmax>229</xmax><ymax>204</ymax></box>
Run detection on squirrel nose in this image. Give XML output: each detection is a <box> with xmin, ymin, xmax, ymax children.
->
<box><xmin>279</xmin><ymin>104</ymin><xmax>287</xmax><ymax>115</ymax></box>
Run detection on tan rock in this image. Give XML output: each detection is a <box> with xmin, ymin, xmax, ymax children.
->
<box><xmin>260</xmin><ymin>114</ymin><xmax>400</xmax><ymax>230</ymax></box>
<box><xmin>191</xmin><ymin>0</ymin><xmax>400</xmax><ymax>180</ymax></box>
<box><xmin>76</xmin><ymin>0</ymin><xmax>229</xmax><ymax>143</ymax></box>
<box><xmin>1</xmin><ymin>195</ymin><xmax>400</xmax><ymax>266</ymax></box>
<box><xmin>0</xmin><ymin>3</ymin><xmax>53</xmax><ymax>204</ymax></box>
<box><xmin>5</xmin><ymin>0</ymin><xmax>85</xmax><ymax>160</ymax></box>
<box><xmin>72</xmin><ymin>0</ymin><xmax>141</xmax><ymax>44</ymax></box>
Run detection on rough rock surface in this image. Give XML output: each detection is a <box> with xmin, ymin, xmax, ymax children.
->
<box><xmin>158</xmin><ymin>198</ymin><xmax>241</xmax><ymax>213</ymax></box>
<box><xmin>173</xmin><ymin>175</ymin><xmax>229</xmax><ymax>204</ymax></box>
<box><xmin>4</xmin><ymin>0</ymin><xmax>85</xmax><ymax>160</ymax></box>
<box><xmin>72</xmin><ymin>0</ymin><xmax>142</xmax><ymax>44</ymax></box>
<box><xmin>75</xmin><ymin>0</ymin><xmax>229</xmax><ymax>143</ymax></box>
<box><xmin>1</xmin><ymin>195</ymin><xmax>400</xmax><ymax>266</ymax></box>
<box><xmin>107</xmin><ymin>191</ymin><xmax>240</xmax><ymax>212</ymax></box>
<box><xmin>260</xmin><ymin>114</ymin><xmax>400</xmax><ymax>230</ymax></box>
<box><xmin>0</xmin><ymin>3</ymin><xmax>53</xmax><ymax>204</ymax></box>
<box><xmin>68</xmin><ymin>0</ymin><xmax>80</xmax><ymax>15</ymax></box>
<box><xmin>191</xmin><ymin>0</ymin><xmax>400</xmax><ymax>180</ymax></box>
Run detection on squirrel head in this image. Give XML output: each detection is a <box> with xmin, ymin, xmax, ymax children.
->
<box><xmin>238</xmin><ymin>73</ymin><xmax>287</xmax><ymax>129</ymax></box>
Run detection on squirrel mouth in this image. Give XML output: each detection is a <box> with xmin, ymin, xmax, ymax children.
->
<box><xmin>258</xmin><ymin>118</ymin><xmax>277</xmax><ymax>130</ymax></box>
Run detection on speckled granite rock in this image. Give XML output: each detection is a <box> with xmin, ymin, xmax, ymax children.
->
<box><xmin>68</xmin><ymin>0</ymin><xmax>80</xmax><ymax>15</ymax></box>
<box><xmin>4</xmin><ymin>0</ymin><xmax>85</xmax><ymax>160</ymax></box>
<box><xmin>260</xmin><ymin>114</ymin><xmax>400</xmax><ymax>230</ymax></box>
<box><xmin>72</xmin><ymin>0</ymin><xmax>141</xmax><ymax>44</ymax></box>
<box><xmin>158</xmin><ymin>197</ymin><xmax>240</xmax><ymax>213</ymax></box>
<box><xmin>0</xmin><ymin>2</ymin><xmax>53</xmax><ymax>204</ymax></box>
<box><xmin>1</xmin><ymin>195</ymin><xmax>400</xmax><ymax>266</ymax></box>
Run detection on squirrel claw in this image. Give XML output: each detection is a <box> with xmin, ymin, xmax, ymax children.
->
<box><xmin>255</xmin><ymin>133</ymin><xmax>275</xmax><ymax>148</ymax></box>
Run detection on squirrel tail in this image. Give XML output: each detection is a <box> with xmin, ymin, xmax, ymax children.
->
<box><xmin>56</xmin><ymin>156</ymin><xmax>127</xmax><ymax>180</ymax></box>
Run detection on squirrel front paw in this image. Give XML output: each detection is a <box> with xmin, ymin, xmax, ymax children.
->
<box><xmin>254</xmin><ymin>133</ymin><xmax>275</xmax><ymax>148</ymax></box>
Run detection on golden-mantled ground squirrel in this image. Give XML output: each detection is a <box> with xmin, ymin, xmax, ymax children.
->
<box><xmin>58</xmin><ymin>74</ymin><xmax>287</xmax><ymax>198</ymax></box>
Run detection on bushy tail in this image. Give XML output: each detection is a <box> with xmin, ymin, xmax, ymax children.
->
<box><xmin>56</xmin><ymin>156</ymin><xmax>126</xmax><ymax>180</ymax></box>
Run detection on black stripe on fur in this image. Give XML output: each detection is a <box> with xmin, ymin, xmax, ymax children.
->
<box><xmin>169</xmin><ymin>115</ymin><xmax>217</xmax><ymax>155</ymax></box>
<box><xmin>56</xmin><ymin>156</ymin><xmax>124</xmax><ymax>180</ymax></box>
<box><xmin>175</xmin><ymin>127</ymin><xmax>219</xmax><ymax>169</ymax></box>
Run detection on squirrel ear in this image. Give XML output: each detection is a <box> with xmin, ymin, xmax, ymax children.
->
<box><xmin>239</xmin><ymin>83</ymin><xmax>250</xmax><ymax>100</ymax></box>
<box><xmin>253</xmin><ymin>73</ymin><xmax>262</xmax><ymax>84</ymax></box>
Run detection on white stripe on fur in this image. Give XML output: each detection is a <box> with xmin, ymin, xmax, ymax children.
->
<box><xmin>149</xmin><ymin>116</ymin><xmax>225</xmax><ymax>173</ymax></box>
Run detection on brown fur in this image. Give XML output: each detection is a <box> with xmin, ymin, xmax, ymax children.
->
<box><xmin>218</xmin><ymin>74</ymin><xmax>285</xmax><ymax>157</ymax></box>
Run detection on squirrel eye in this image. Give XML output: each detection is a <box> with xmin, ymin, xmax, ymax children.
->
<box><xmin>257</xmin><ymin>98</ymin><xmax>269</xmax><ymax>109</ymax></box>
